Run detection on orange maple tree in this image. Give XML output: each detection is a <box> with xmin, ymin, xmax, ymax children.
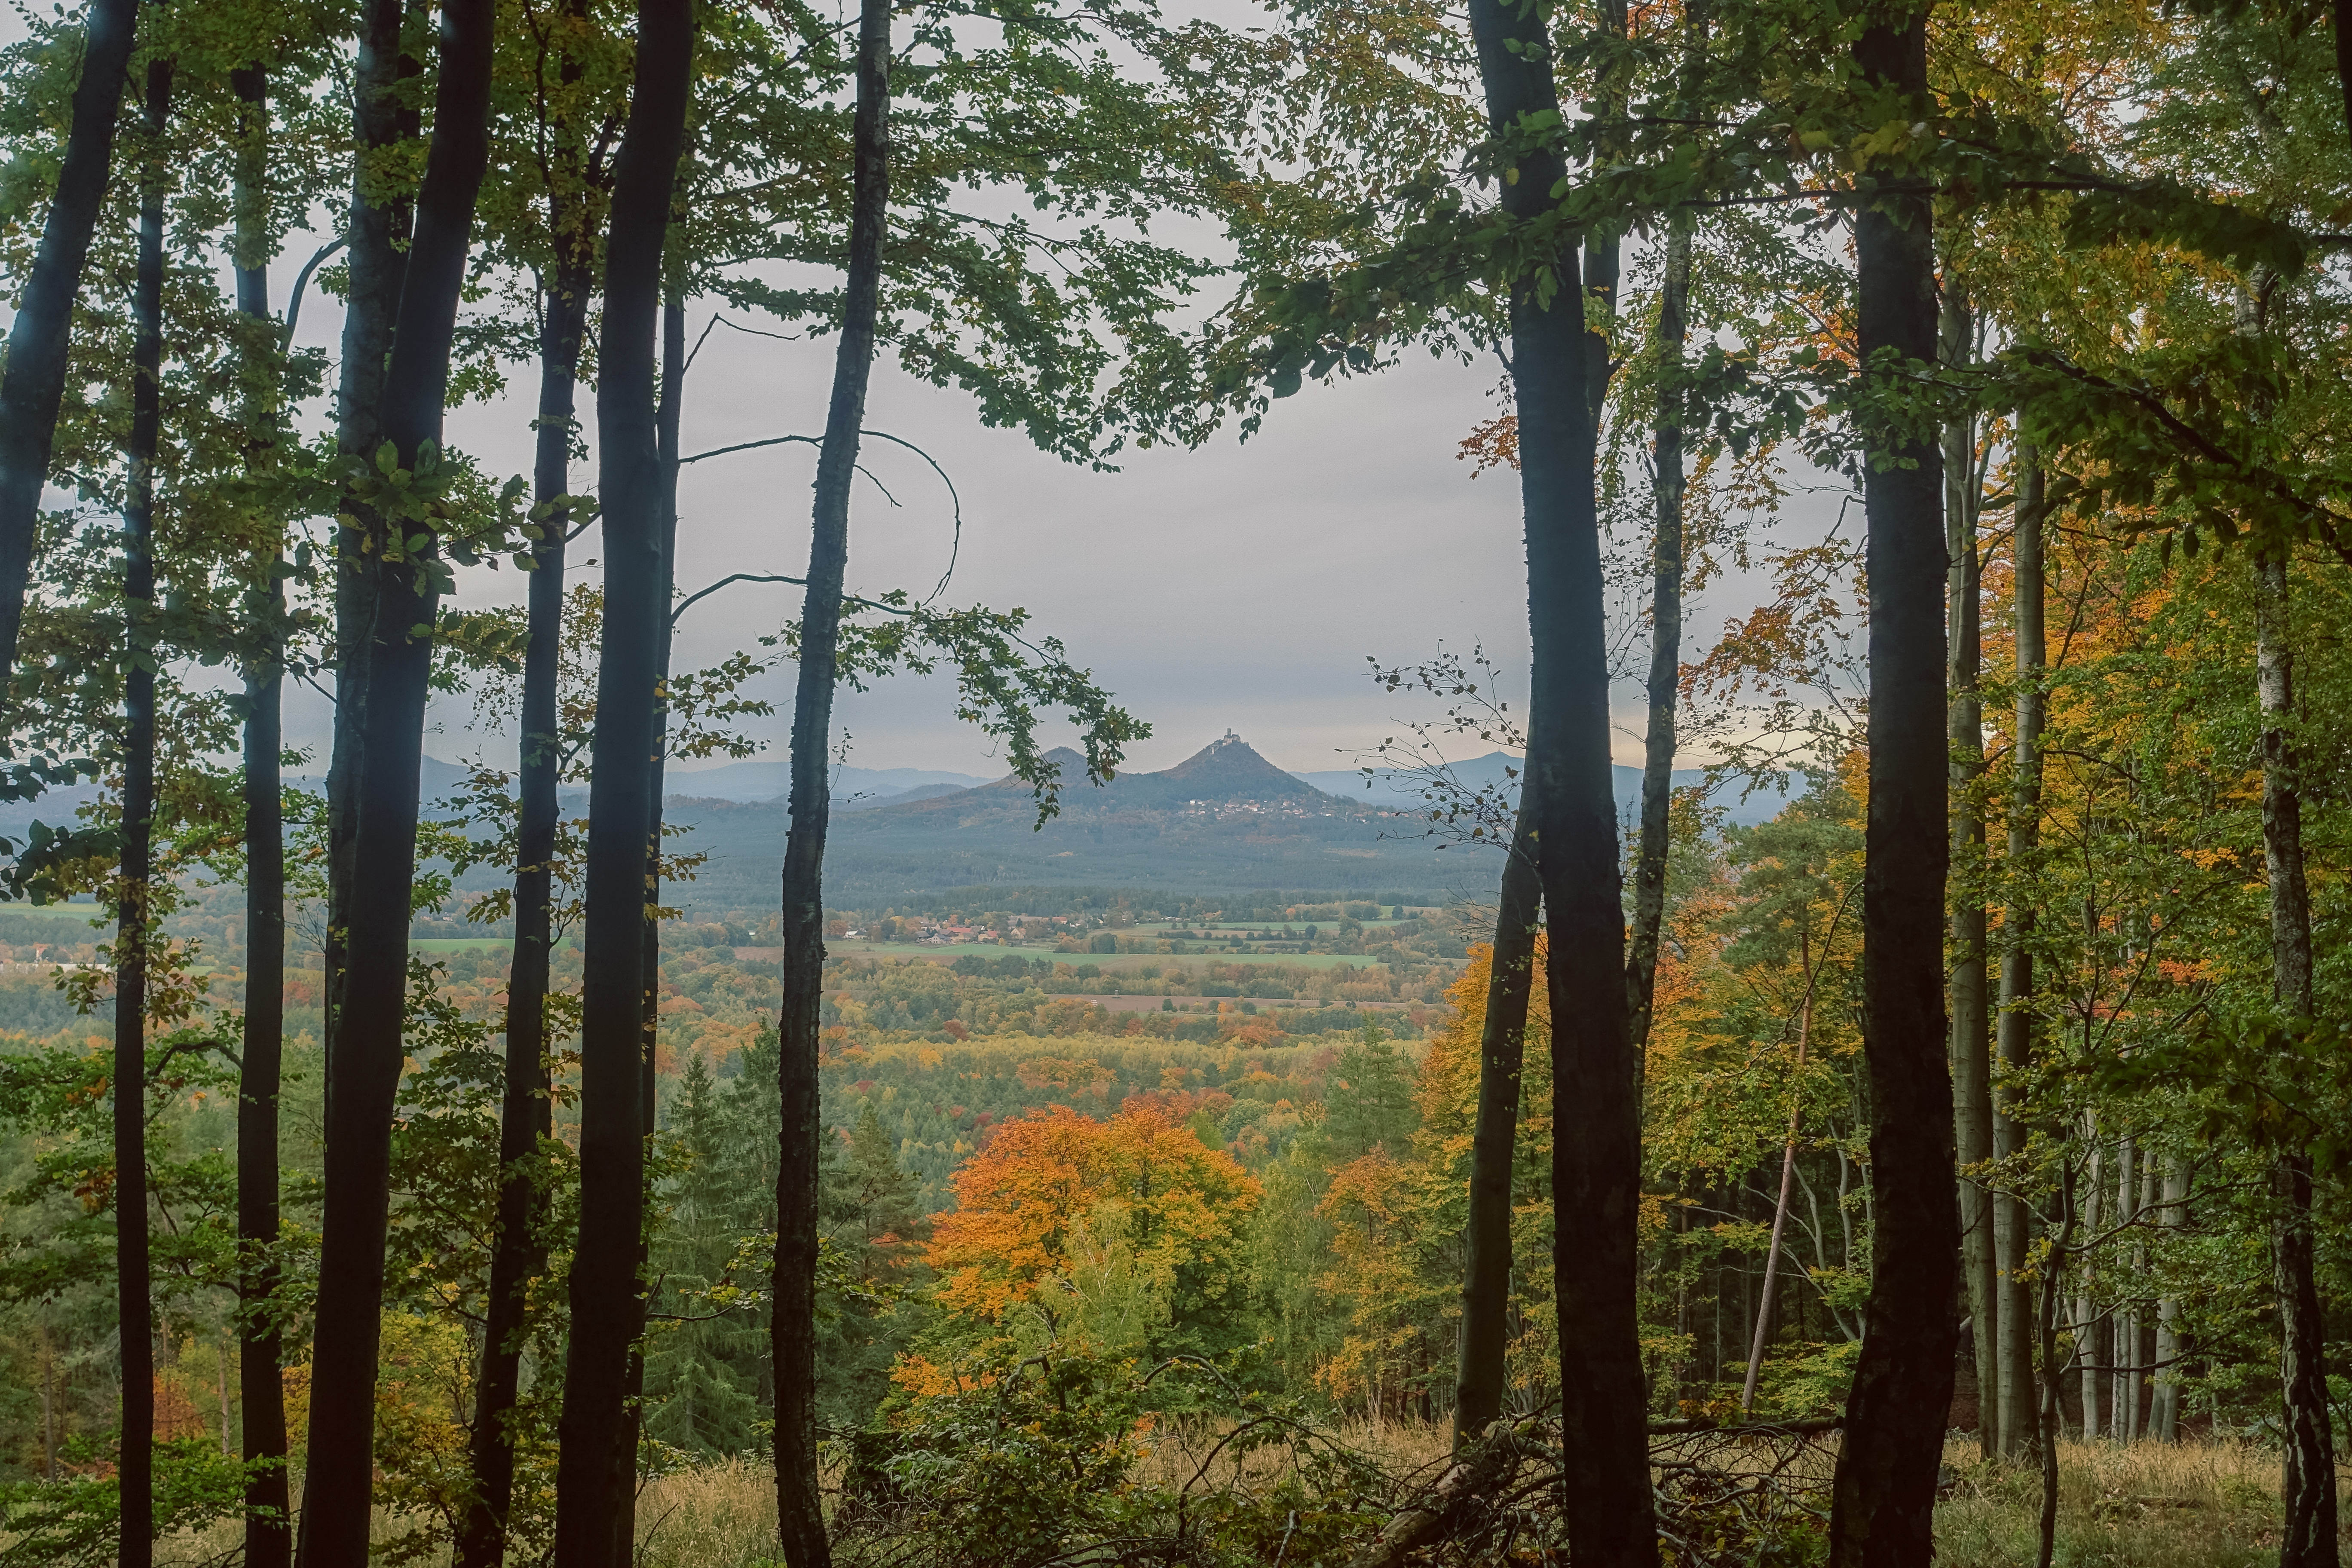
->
<box><xmin>925</xmin><ymin>1104</ymin><xmax>1262</xmax><ymax>1338</ymax></box>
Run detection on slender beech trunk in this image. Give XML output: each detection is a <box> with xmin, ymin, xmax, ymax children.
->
<box><xmin>455</xmin><ymin>40</ymin><xmax>597</xmax><ymax>1568</ymax></box>
<box><xmin>2135</xmin><ymin>1155</ymin><xmax>2156</xmax><ymax>1435</ymax></box>
<box><xmin>298</xmin><ymin>1</ymin><xmax>494</xmax><ymax>1558</ymax></box>
<box><xmin>549</xmin><ymin>6</ymin><xmax>691</xmax><ymax>1563</ymax></box>
<box><xmin>2254</xmin><ymin>545</ymin><xmax>2338</xmax><ymax>1568</ymax></box>
<box><xmin>1626</xmin><ymin>214</ymin><xmax>1688</xmax><ymax>1048</ymax></box>
<box><xmin>1942</xmin><ymin>285</ymin><xmax>1994</xmax><ymax>1461</ymax></box>
<box><xmin>2149</xmin><ymin>1158</ymin><xmax>2184</xmax><ymax>1442</ymax></box>
<box><xmin>0</xmin><ymin>0</ymin><xmax>141</xmax><ymax>691</ymax></box>
<box><xmin>613</xmin><ymin>291</ymin><xmax>686</xmax><ymax>1568</ymax></box>
<box><xmin>2036</xmin><ymin>1154</ymin><xmax>2076</xmax><ymax>1568</ymax></box>
<box><xmin>113</xmin><ymin>54</ymin><xmax>172</xmax><ymax>1568</ymax></box>
<box><xmin>2113</xmin><ymin>1141</ymin><xmax>2138</xmax><ymax>1443</ymax></box>
<box><xmin>2076</xmin><ymin>1138</ymin><xmax>2101</xmax><ymax>1437</ymax></box>
<box><xmin>1828</xmin><ymin>15</ymin><xmax>1958</xmax><ymax>1563</ymax></box>
<box><xmin>1626</xmin><ymin>0</ymin><xmax>1701</xmax><ymax>1050</ymax></box>
<box><xmin>1994</xmin><ymin>449</ymin><xmax>2044</xmax><ymax>1460</ymax></box>
<box><xmin>772</xmin><ymin>5</ymin><xmax>888</xmax><ymax>1561</ymax></box>
<box><xmin>1465</xmin><ymin>0</ymin><xmax>1652</xmax><ymax>1557</ymax></box>
<box><xmin>1741</xmin><ymin>976</ymin><xmax>1812</xmax><ymax>1414</ymax></box>
<box><xmin>1451</xmin><ymin>807</ymin><xmax>1540</xmax><ymax>1447</ymax></box>
<box><xmin>230</xmin><ymin>61</ymin><xmax>291</xmax><ymax>1568</ymax></box>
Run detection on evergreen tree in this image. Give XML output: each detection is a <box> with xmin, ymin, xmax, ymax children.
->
<box><xmin>643</xmin><ymin>1052</ymin><xmax>765</xmax><ymax>1456</ymax></box>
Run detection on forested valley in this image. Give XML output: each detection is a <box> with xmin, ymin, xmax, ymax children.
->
<box><xmin>3</xmin><ymin>0</ymin><xmax>2352</xmax><ymax>1561</ymax></box>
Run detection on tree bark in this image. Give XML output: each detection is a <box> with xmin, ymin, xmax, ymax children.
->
<box><xmin>1994</xmin><ymin>448</ymin><xmax>2044</xmax><ymax>1460</ymax></box>
<box><xmin>773</xmin><ymin>6</ymin><xmax>890</xmax><ymax>1561</ymax></box>
<box><xmin>2126</xmin><ymin>1142</ymin><xmax>2145</xmax><ymax>1448</ymax></box>
<box><xmin>298</xmin><ymin>0</ymin><xmax>495</xmax><ymax>1558</ymax></box>
<box><xmin>549</xmin><ymin>3</ymin><xmax>692</xmax><ymax>1564</ymax></box>
<box><xmin>1451</xmin><ymin>802</ymin><xmax>1540</xmax><ymax>1447</ymax></box>
<box><xmin>1626</xmin><ymin>213</ymin><xmax>1688</xmax><ymax>1050</ymax></box>
<box><xmin>113</xmin><ymin>52</ymin><xmax>172</xmax><ymax>1568</ymax></box>
<box><xmin>1828</xmin><ymin>15</ymin><xmax>1959</xmax><ymax>1565</ymax></box>
<box><xmin>2035</xmin><ymin>1153</ymin><xmax>2076</xmax><ymax>1568</ymax></box>
<box><xmin>1941</xmin><ymin>282</ymin><xmax>1994</xmax><ymax>1461</ymax></box>
<box><xmin>0</xmin><ymin>0</ymin><xmax>141</xmax><ymax>695</ymax></box>
<box><xmin>2076</xmin><ymin>1137</ymin><xmax>2102</xmax><ymax>1439</ymax></box>
<box><xmin>1462</xmin><ymin>0</ymin><xmax>1653</xmax><ymax>1558</ymax></box>
<box><xmin>2254</xmin><ymin>545</ymin><xmax>2338</xmax><ymax>1568</ymax></box>
<box><xmin>231</xmin><ymin>60</ymin><xmax>291</xmax><ymax>1568</ymax></box>
<box><xmin>321</xmin><ymin>0</ymin><xmax>422</xmax><ymax>1076</ymax></box>
<box><xmin>454</xmin><ymin>25</ymin><xmax>597</xmax><ymax>1564</ymax></box>
<box><xmin>613</xmin><ymin>289</ymin><xmax>685</xmax><ymax>1568</ymax></box>
<box><xmin>2148</xmin><ymin>1157</ymin><xmax>2184</xmax><ymax>1443</ymax></box>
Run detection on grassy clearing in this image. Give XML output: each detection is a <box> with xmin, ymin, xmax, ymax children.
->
<box><xmin>147</xmin><ymin>1431</ymin><xmax>2326</xmax><ymax>1566</ymax></box>
<box><xmin>620</xmin><ymin>1433</ymin><xmax>2325</xmax><ymax>1568</ymax></box>
<box><xmin>1937</xmin><ymin>1436</ymin><xmax>2325</xmax><ymax>1568</ymax></box>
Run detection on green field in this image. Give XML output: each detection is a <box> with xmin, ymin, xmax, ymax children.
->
<box><xmin>411</xmin><ymin>936</ymin><xmax>516</xmax><ymax>953</ymax></box>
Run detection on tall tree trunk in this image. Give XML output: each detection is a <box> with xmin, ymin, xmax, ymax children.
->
<box><xmin>2036</xmin><ymin>1153</ymin><xmax>2077</xmax><ymax>1568</ymax></box>
<box><xmin>1994</xmin><ymin>448</ymin><xmax>2044</xmax><ymax>1460</ymax></box>
<box><xmin>322</xmin><ymin>0</ymin><xmax>423</xmax><ymax>1073</ymax></box>
<box><xmin>1828</xmin><ymin>14</ymin><xmax>1959</xmax><ymax>1564</ymax></box>
<box><xmin>113</xmin><ymin>52</ymin><xmax>172</xmax><ymax>1568</ymax></box>
<box><xmin>2075</xmin><ymin>1138</ymin><xmax>2103</xmax><ymax>1437</ymax></box>
<box><xmin>1941</xmin><ymin>282</ymin><xmax>1994</xmax><ymax>1461</ymax></box>
<box><xmin>2254</xmin><ymin>545</ymin><xmax>2338</xmax><ymax>1568</ymax></box>
<box><xmin>0</xmin><ymin>0</ymin><xmax>141</xmax><ymax>693</ymax></box>
<box><xmin>2148</xmin><ymin>1157</ymin><xmax>2184</xmax><ymax>1443</ymax></box>
<box><xmin>455</xmin><ymin>34</ymin><xmax>596</xmax><ymax>1566</ymax></box>
<box><xmin>612</xmin><ymin>290</ymin><xmax>685</xmax><ymax>1568</ymax></box>
<box><xmin>773</xmin><ymin>4</ymin><xmax>888</xmax><ymax>1561</ymax></box>
<box><xmin>549</xmin><ymin>2</ymin><xmax>692</xmax><ymax>1561</ymax></box>
<box><xmin>1464</xmin><ymin>0</ymin><xmax>1653</xmax><ymax>1556</ymax></box>
<box><xmin>298</xmin><ymin>1</ymin><xmax>495</xmax><ymax>1558</ymax></box>
<box><xmin>1626</xmin><ymin>214</ymin><xmax>1688</xmax><ymax>1048</ymax></box>
<box><xmin>2113</xmin><ymin>1140</ymin><xmax>2138</xmax><ymax>1444</ymax></box>
<box><xmin>1451</xmin><ymin>806</ymin><xmax>1540</xmax><ymax>1447</ymax></box>
<box><xmin>230</xmin><ymin>60</ymin><xmax>291</xmax><ymax>1568</ymax></box>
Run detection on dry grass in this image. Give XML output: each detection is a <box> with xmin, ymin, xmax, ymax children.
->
<box><xmin>1936</xmin><ymin>1435</ymin><xmax>2345</xmax><ymax>1568</ymax></box>
<box><xmin>634</xmin><ymin>1458</ymin><xmax>781</xmax><ymax>1568</ymax></box>
<box><xmin>123</xmin><ymin>1430</ymin><xmax>2343</xmax><ymax>1568</ymax></box>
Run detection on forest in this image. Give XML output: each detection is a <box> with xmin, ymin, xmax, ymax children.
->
<box><xmin>1</xmin><ymin>0</ymin><xmax>2350</xmax><ymax>1561</ymax></box>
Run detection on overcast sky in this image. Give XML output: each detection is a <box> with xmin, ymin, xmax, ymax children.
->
<box><xmin>262</xmin><ymin>277</ymin><xmax>1837</xmax><ymax>786</ymax></box>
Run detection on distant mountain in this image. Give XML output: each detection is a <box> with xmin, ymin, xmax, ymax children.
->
<box><xmin>873</xmin><ymin>732</ymin><xmax>1328</xmax><ymax>822</ymax></box>
<box><xmin>1291</xmin><ymin>750</ymin><xmax>1794</xmax><ymax>827</ymax></box>
<box><xmin>657</xmin><ymin>732</ymin><xmax>1475</xmax><ymax>911</ymax></box>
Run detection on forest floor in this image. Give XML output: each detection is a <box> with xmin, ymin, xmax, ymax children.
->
<box><xmin>130</xmin><ymin>1427</ymin><xmax>2325</xmax><ymax>1566</ymax></box>
<box><xmin>620</xmin><ymin>1429</ymin><xmax>2322</xmax><ymax>1568</ymax></box>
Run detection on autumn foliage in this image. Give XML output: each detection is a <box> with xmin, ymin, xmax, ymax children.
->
<box><xmin>925</xmin><ymin>1104</ymin><xmax>1262</xmax><ymax>1340</ymax></box>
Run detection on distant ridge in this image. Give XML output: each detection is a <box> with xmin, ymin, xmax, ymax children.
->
<box><xmin>646</xmin><ymin>731</ymin><xmax>1451</xmax><ymax>907</ymax></box>
<box><xmin>867</xmin><ymin>731</ymin><xmax>1334</xmax><ymax>820</ymax></box>
<box><xmin>1289</xmin><ymin>750</ymin><xmax>1795</xmax><ymax>828</ymax></box>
